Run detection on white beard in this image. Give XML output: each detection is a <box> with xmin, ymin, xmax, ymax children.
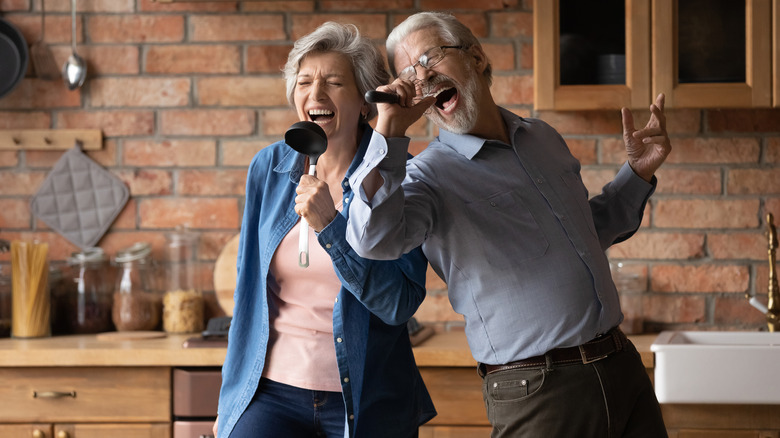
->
<box><xmin>423</xmin><ymin>72</ymin><xmax>479</xmax><ymax>135</ymax></box>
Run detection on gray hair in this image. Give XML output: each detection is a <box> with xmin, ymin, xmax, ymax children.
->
<box><xmin>386</xmin><ymin>12</ymin><xmax>492</xmax><ymax>85</ymax></box>
<box><xmin>283</xmin><ymin>22</ymin><xmax>390</xmax><ymax>121</ymax></box>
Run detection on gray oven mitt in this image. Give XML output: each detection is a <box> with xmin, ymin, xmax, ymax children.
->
<box><xmin>30</xmin><ymin>146</ymin><xmax>129</xmax><ymax>249</ymax></box>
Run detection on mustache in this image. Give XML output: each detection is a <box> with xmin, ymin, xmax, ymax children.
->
<box><xmin>417</xmin><ymin>75</ymin><xmax>454</xmax><ymax>98</ymax></box>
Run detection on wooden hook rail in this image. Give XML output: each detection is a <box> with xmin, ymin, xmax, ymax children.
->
<box><xmin>0</xmin><ymin>129</ymin><xmax>102</xmax><ymax>151</ymax></box>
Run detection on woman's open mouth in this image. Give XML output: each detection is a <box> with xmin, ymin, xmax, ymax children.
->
<box><xmin>308</xmin><ymin>109</ymin><xmax>334</xmax><ymax>124</ymax></box>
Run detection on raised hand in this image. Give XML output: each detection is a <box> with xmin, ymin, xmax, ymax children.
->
<box><xmin>621</xmin><ymin>93</ymin><xmax>672</xmax><ymax>182</ymax></box>
<box><xmin>295</xmin><ymin>175</ymin><xmax>338</xmax><ymax>232</ymax></box>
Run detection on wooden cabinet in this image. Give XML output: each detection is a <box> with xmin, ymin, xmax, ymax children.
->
<box><xmin>0</xmin><ymin>367</ymin><xmax>170</xmax><ymax>438</ymax></box>
<box><xmin>534</xmin><ymin>0</ymin><xmax>777</xmax><ymax>110</ymax></box>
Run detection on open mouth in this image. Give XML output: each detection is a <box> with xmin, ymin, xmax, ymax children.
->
<box><xmin>308</xmin><ymin>109</ymin><xmax>334</xmax><ymax>123</ymax></box>
<box><xmin>433</xmin><ymin>87</ymin><xmax>457</xmax><ymax>110</ymax></box>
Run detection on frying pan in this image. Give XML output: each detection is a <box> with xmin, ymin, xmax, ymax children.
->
<box><xmin>0</xmin><ymin>18</ymin><xmax>28</xmax><ymax>99</ymax></box>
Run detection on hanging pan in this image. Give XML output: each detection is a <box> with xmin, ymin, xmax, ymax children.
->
<box><xmin>0</xmin><ymin>18</ymin><xmax>28</xmax><ymax>99</ymax></box>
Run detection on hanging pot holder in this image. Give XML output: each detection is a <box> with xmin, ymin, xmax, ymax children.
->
<box><xmin>30</xmin><ymin>145</ymin><xmax>129</xmax><ymax>249</ymax></box>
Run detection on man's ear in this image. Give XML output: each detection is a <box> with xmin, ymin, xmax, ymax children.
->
<box><xmin>468</xmin><ymin>45</ymin><xmax>489</xmax><ymax>74</ymax></box>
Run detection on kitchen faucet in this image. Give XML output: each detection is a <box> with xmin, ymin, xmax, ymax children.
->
<box><xmin>748</xmin><ymin>213</ymin><xmax>780</xmax><ymax>331</ymax></box>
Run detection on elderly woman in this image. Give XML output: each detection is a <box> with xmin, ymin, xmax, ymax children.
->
<box><xmin>214</xmin><ymin>22</ymin><xmax>436</xmax><ymax>438</ymax></box>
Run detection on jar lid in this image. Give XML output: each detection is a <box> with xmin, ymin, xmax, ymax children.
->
<box><xmin>67</xmin><ymin>247</ymin><xmax>108</xmax><ymax>265</ymax></box>
<box><xmin>165</xmin><ymin>229</ymin><xmax>200</xmax><ymax>246</ymax></box>
<box><xmin>114</xmin><ymin>242</ymin><xmax>152</xmax><ymax>263</ymax></box>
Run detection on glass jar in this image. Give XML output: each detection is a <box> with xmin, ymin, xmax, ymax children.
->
<box><xmin>52</xmin><ymin>248</ymin><xmax>114</xmax><ymax>335</ymax></box>
<box><xmin>610</xmin><ymin>261</ymin><xmax>646</xmax><ymax>335</ymax></box>
<box><xmin>0</xmin><ymin>265</ymin><xmax>10</xmax><ymax>338</ymax></box>
<box><xmin>112</xmin><ymin>242</ymin><xmax>161</xmax><ymax>331</ymax></box>
<box><xmin>162</xmin><ymin>230</ymin><xmax>204</xmax><ymax>334</ymax></box>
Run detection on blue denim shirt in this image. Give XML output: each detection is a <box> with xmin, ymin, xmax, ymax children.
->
<box><xmin>217</xmin><ymin>127</ymin><xmax>436</xmax><ymax>438</ymax></box>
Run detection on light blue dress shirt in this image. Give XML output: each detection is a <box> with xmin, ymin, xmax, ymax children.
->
<box><xmin>218</xmin><ymin>127</ymin><xmax>436</xmax><ymax>438</ymax></box>
<box><xmin>347</xmin><ymin>108</ymin><xmax>655</xmax><ymax>365</ymax></box>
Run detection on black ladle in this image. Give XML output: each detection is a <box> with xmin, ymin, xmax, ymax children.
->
<box><xmin>285</xmin><ymin>121</ymin><xmax>328</xmax><ymax>268</ymax></box>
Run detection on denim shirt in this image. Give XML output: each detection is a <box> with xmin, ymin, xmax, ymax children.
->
<box><xmin>347</xmin><ymin>110</ymin><xmax>655</xmax><ymax>365</ymax></box>
<box><xmin>217</xmin><ymin>127</ymin><xmax>435</xmax><ymax>438</ymax></box>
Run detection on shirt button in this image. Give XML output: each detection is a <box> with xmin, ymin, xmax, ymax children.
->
<box><xmin>335</xmin><ymin>297</ymin><xmax>338</xmax><ymax>303</ymax></box>
<box><xmin>343</xmin><ymin>377</ymin><xmax>350</xmax><ymax>383</ymax></box>
<box><xmin>349</xmin><ymin>414</ymin><xmax>354</xmax><ymax>420</ymax></box>
<box><xmin>490</xmin><ymin>201</ymin><xmax>496</xmax><ymax>207</ymax></box>
<box><xmin>344</xmin><ymin>198</ymin><xmax>350</xmax><ymax>204</ymax></box>
<box><xmin>378</xmin><ymin>149</ymin><xmax>385</xmax><ymax>155</ymax></box>
<box><xmin>343</xmin><ymin>180</ymin><xmax>350</xmax><ymax>187</ymax></box>
<box><xmin>336</xmin><ymin>337</ymin><xmax>343</xmax><ymax>343</ymax></box>
<box><xmin>536</xmin><ymin>178</ymin><xmax>543</xmax><ymax>184</ymax></box>
<box><xmin>325</xmin><ymin>243</ymin><xmax>332</xmax><ymax>249</ymax></box>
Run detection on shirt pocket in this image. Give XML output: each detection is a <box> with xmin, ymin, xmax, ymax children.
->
<box><xmin>464</xmin><ymin>190</ymin><xmax>548</xmax><ymax>269</ymax></box>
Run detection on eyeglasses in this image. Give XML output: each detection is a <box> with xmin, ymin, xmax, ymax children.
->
<box><xmin>397</xmin><ymin>45</ymin><xmax>463</xmax><ymax>81</ymax></box>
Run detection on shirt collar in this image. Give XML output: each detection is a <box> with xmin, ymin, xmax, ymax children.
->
<box><xmin>437</xmin><ymin>107</ymin><xmax>525</xmax><ymax>160</ymax></box>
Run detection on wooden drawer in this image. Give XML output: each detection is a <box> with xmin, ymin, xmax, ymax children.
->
<box><xmin>0</xmin><ymin>367</ymin><xmax>170</xmax><ymax>422</ymax></box>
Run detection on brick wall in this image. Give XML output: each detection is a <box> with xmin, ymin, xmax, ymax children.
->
<box><xmin>1</xmin><ymin>0</ymin><xmax>779</xmax><ymax>332</ymax></box>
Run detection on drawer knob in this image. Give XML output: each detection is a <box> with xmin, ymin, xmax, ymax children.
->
<box><xmin>56</xmin><ymin>431</ymin><xmax>69</xmax><ymax>438</ymax></box>
<box><xmin>33</xmin><ymin>391</ymin><xmax>77</xmax><ymax>399</ymax></box>
<box><xmin>32</xmin><ymin>430</ymin><xmax>45</xmax><ymax>438</ymax></box>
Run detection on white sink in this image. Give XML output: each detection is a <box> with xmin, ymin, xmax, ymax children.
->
<box><xmin>651</xmin><ymin>331</ymin><xmax>780</xmax><ymax>404</ymax></box>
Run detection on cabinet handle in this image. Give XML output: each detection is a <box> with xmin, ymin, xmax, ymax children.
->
<box><xmin>32</xmin><ymin>430</ymin><xmax>45</xmax><ymax>438</ymax></box>
<box><xmin>56</xmin><ymin>431</ymin><xmax>69</xmax><ymax>438</ymax></box>
<box><xmin>33</xmin><ymin>391</ymin><xmax>77</xmax><ymax>399</ymax></box>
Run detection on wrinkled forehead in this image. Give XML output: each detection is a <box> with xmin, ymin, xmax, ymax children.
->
<box><xmin>392</xmin><ymin>29</ymin><xmax>446</xmax><ymax>72</ymax></box>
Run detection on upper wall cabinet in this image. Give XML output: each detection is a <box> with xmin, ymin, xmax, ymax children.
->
<box><xmin>534</xmin><ymin>0</ymin><xmax>776</xmax><ymax>110</ymax></box>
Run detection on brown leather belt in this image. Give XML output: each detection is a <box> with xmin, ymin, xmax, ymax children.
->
<box><xmin>482</xmin><ymin>327</ymin><xmax>627</xmax><ymax>375</ymax></box>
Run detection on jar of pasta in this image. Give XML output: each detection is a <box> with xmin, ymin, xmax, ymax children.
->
<box><xmin>112</xmin><ymin>242</ymin><xmax>161</xmax><ymax>332</ymax></box>
<box><xmin>162</xmin><ymin>230</ymin><xmax>204</xmax><ymax>334</ymax></box>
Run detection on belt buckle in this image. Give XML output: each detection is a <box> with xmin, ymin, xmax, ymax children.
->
<box><xmin>579</xmin><ymin>345</ymin><xmax>609</xmax><ymax>364</ymax></box>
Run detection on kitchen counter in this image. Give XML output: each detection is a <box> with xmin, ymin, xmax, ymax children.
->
<box><xmin>0</xmin><ymin>330</ymin><xmax>656</xmax><ymax>368</ymax></box>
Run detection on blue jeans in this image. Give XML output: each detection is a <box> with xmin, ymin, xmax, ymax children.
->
<box><xmin>229</xmin><ymin>378</ymin><xmax>346</xmax><ymax>438</ymax></box>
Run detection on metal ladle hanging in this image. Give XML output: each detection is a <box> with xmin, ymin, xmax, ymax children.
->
<box><xmin>285</xmin><ymin>121</ymin><xmax>328</xmax><ymax>268</ymax></box>
<box><xmin>62</xmin><ymin>0</ymin><xmax>86</xmax><ymax>90</ymax></box>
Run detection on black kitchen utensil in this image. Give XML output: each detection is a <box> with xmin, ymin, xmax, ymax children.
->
<box><xmin>0</xmin><ymin>18</ymin><xmax>28</xmax><ymax>99</ymax></box>
<box><xmin>365</xmin><ymin>90</ymin><xmax>400</xmax><ymax>104</ymax></box>
<box><xmin>284</xmin><ymin>121</ymin><xmax>328</xmax><ymax>268</ymax></box>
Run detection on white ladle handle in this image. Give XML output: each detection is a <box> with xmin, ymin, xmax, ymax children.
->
<box><xmin>298</xmin><ymin>163</ymin><xmax>317</xmax><ymax>268</ymax></box>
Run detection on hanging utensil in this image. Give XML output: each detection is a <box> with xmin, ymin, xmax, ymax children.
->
<box><xmin>284</xmin><ymin>121</ymin><xmax>328</xmax><ymax>268</ymax></box>
<box><xmin>62</xmin><ymin>0</ymin><xmax>86</xmax><ymax>90</ymax></box>
<box><xmin>31</xmin><ymin>0</ymin><xmax>59</xmax><ymax>80</ymax></box>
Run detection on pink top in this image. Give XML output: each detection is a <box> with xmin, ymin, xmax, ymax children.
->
<box><xmin>262</xmin><ymin>215</ymin><xmax>343</xmax><ymax>392</ymax></box>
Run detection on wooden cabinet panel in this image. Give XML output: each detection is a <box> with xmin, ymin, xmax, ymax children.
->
<box><xmin>419</xmin><ymin>426</ymin><xmax>492</xmax><ymax>438</ymax></box>
<box><xmin>55</xmin><ymin>423</ymin><xmax>170</xmax><ymax>438</ymax></box>
<box><xmin>774</xmin><ymin>0</ymin><xmax>779</xmax><ymax>107</ymax></box>
<box><xmin>0</xmin><ymin>367</ymin><xmax>170</xmax><ymax>423</ymax></box>
<box><xmin>419</xmin><ymin>368</ymin><xmax>488</xmax><ymax>427</ymax></box>
<box><xmin>675</xmin><ymin>430</ymin><xmax>779</xmax><ymax>438</ymax></box>
<box><xmin>0</xmin><ymin>424</ymin><xmax>52</xmax><ymax>438</ymax></box>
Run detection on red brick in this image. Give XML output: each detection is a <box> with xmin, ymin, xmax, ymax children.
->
<box><xmin>409</xmin><ymin>140</ymin><xmax>431</xmax><ymax>157</ymax></box>
<box><xmin>160</xmin><ymin>110</ymin><xmax>254</xmax><ymax>136</ymax></box>
<box><xmin>482</xmin><ymin>43</ymin><xmax>515</xmax><ymax>72</ymax></box>
<box><xmin>654</xmin><ymin>199</ymin><xmax>759</xmax><ymax>229</ymax></box>
<box><xmin>24</xmin><ymin>149</ymin><xmax>67</xmax><ymax>168</ymax></box>
<box><xmin>146</xmin><ymin>45</ymin><xmax>241</xmax><ymax>74</ymax></box>
<box><xmin>321</xmin><ymin>0</ymin><xmax>413</xmax><ymax>10</ymax></box>
<box><xmin>52</xmin><ymin>45</ymin><xmax>140</xmax><ymax>75</ymax></box>
<box><xmin>713</xmin><ymin>295</ymin><xmax>768</xmax><ymax>327</ymax></box>
<box><xmin>139</xmin><ymin>198</ymin><xmax>240</xmax><ymax>229</ymax></box>
<box><xmin>651</xmin><ymin>264</ymin><xmax>749</xmax><ymax>293</ymax></box>
<box><xmin>764</xmin><ymin>198</ymin><xmax>780</xmax><ymax>222</ymax></box>
<box><xmin>57</xmin><ymin>111</ymin><xmax>155</xmax><ymax>137</ymax></box>
<box><xmin>0</xmin><ymin>151</ymin><xmax>19</xmax><ymax>167</ymax></box>
<box><xmin>764</xmin><ymin>137</ymin><xmax>780</xmax><ymax>163</ymax></box>
<box><xmin>0</xmin><ymin>199</ymin><xmax>30</xmax><ymax>228</ymax></box>
<box><xmin>654</xmin><ymin>168</ymin><xmax>722</xmax><ymax>195</ymax></box>
<box><xmin>537</xmin><ymin>110</ymin><xmax>622</xmax><ymax>135</ymax></box>
<box><xmin>0</xmin><ymin>0</ymin><xmax>29</xmax><ymax>11</ymax></box>
<box><xmin>707</xmin><ymin>232</ymin><xmax>766</xmax><ymax>261</ymax></box>
<box><xmin>0</xmin><ymin>231</ymin><xmax>81</xmax><ymax>262</ymax></box>
<box><xmin>222</xmin><ymin>140</ymin><xmax>268</xmax><ymax>167</ymax></box>
<box><xmin>490</xmin><ymin>11</ymin><xmax>533</xmax><ymax>38</ymax></box>
<box><xmin>197</xmin><ymin>77</ymin><xmax>288</xmax><ymax>107</ymax></box>
<box><xmin>0</xmin><ymin>79</ymin><xmax>81</xmax><ymax>110</ymax></box>
<box><xmin>291</xmin><ymin>14</ymin><xmax>386</xmax><ymax>40</ymax></box>
<box><xmin>708</xmin><ymin>109</ymin><xmax>780</xmax><ymax>132</ymax></box>
<box><xmin>85</xmin><ymin>139</ymin><xmax>118</xmax><ymax>167</ymax></box>
<box><xmin>609</xmin><ymin>232</ymin><xmax>705</xmax><ymax>260</ymax></box>
<box><xmin>247</xmin><ymin>44</ymin><xmax>294</xmax><ymax>74</ymax></box>
<box><xmin>490</xmin><ymin>74</ymin><xmax>533</xmax><ymax>106</ymax></box>
<box><xmin>260</xmin><ymin>109</ymin><xmax>299</xmax><ymax>136</ymax></box>
<box><xmin>0</xmin><ymin>170</ymin><xmax>47</xmax><ymax>195</ymax></box>
<box><xmin>601</xmin><ymin>137</ymin><xmax>628</xmax><ymax>164</ymax></box>
<box><xmin>190</xmin><ymin>15</ymin><xmax>285</xmax><ymax>42</ymax></box>
<box><xmin>124</xmin><ymin>140</ymin><xmax>216</xmax><ymax>167</ymax></box>
<box><xmin>520</xmin><ymin>41</ymin><xmax>533</xmax><ymax>70</ymax></box>
<box><xmin>41</xmin><ymin>0</ymin><xmax>134</xmax><ymax>12</ymax></box>
<box><xmin>0</xmin><ymin>111</ymin><xmax>50</xmax><ymax>129</ymax></box>
<box><xmin>581</xmin><ymin>168</ymin><xmax>617</xmax><ymax>196</ymax></box>
<box><xmin>138</xmin><ymin>0</ymin><xmax>237</xmax><ymax>12</ymax></box>
<box><xmin>624</xmin><ymin>107</ymin><xmax>701</xmax><ymax>136</ymax></box>
<box><xmin>451</xmin><ymin>13</ymin><xmax>489</xmax><ymax>38</ymax></box>
<box><xmin>643</xmin><ymin>294</ymin><xmax>706</xmax><ymax>324</ymax></box>
<box><xmin>728</xmin><ymin>169</ymin><xmax>780</xmax><ymax>195</ymax></box>
<box><xmin>116</xmin><ymin>169</ymin><xmax>173</xmax><ymax>196</ymax></box>
<box><xmin>88</xmin><ymin>15</ymin><xmax>184</xmax><ymax>43</ymax></box>
<box><xmin>420</xmin><ymin>0</ymin><xmax>512</xmax><ymax>10</ymax></box>
<box><xmin>9</xmin><ymin>14</ymin><xmax>78</xmax><ymax>45</ymax></box>
<box><xmin>90</xmin><ymin>78</ymin><xmax>190</xmax><ymax>108</ymax></box>
<box><xmin>110</xmin><ymin>199</ymin><xmax>137</xmax><ymax>230</ymax></box>
<box><xmin>664</xmin><ymin>137</ymin><xmax>759</xmax><ymax>164</ymax></box>
<box><xmin>243</xmin><ymin>1</ymin><xmax>314</xmax><ymax>12</ymax></box>
<box><xmin>178</xmin><ymin>170</ymin><xmax>248</xmax><ymax>196</ymax></box>
<box><xmin>98</xmin><ymin>231</ymin><xmax>167</xmax><ymax>260</ymax></box>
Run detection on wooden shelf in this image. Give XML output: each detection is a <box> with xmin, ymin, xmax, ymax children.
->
<box><xmin>0</xmin><ymin>129</ymin><xmax>102</xmax><ymax>151</ymax></box>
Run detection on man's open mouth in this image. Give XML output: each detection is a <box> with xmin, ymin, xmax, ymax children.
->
<box><xmin>432</xmin><ymin>87</ymin><xmax>458</xmax><ymax>111</ymax></box>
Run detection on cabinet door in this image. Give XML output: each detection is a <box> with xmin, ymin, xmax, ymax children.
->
<box><xmin>652</xmin><ymin>0</ymin><xmax>772</xmax><ymax>108</ymax></box>
<box><xmin>774</xmin><ymin>0</ymin><xmax>779</xmax><ymax>107</ymax></box>
<box><xmin>0</xmin><ymin>424</ymin><xmax>52</xmax><ymax>438</ymax></box>
<box><xmin>55</xmin><ymin>423</ymin><xmax>170</xmax><ymax>438</ymax></box>
<box><xmin>534</xmin><ymin>0</ymin><xmax>652</xmax><ymax>110</ymax></box>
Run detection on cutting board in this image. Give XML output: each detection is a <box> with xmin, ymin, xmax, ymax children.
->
<box><xmin>213</xmin><ymin>234</ymin><xmax>239</xmax><ymax>316</ymax></box>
